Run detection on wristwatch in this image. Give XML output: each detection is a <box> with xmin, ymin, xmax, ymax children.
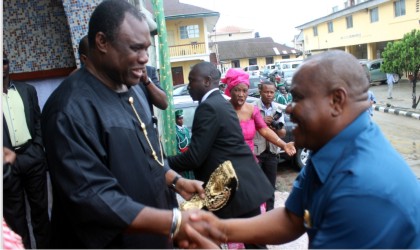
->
<box><xmin>144</xmin><ymin>77</ymin><xmax>152</xmax><ymax>87</ymax></box>
<box><xmin>170</xmin><ymin>175</ymin><xmax>181</xmax><ymax>189</ymax></box>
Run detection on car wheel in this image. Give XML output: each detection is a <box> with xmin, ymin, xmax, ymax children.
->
<box><xmin>295</xmin><ymin>148</ymin><xmax>310</xmax><ymax>169</ymax></box>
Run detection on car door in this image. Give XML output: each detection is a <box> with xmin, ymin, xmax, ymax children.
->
<box><xmin>369</xmin><ymin>61</ymin><xmax>382</xmax><ymax>82</ymax></box>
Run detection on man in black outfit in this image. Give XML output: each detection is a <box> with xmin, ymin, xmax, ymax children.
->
<box><xmin>2</xmin><ymin>52</ymin><xmax>50</xmax><ymax>249</ymax></box>
<box><xmin>168</xmin><ymin>62</ymin><xmax>273</xmax><ymax>249</ymax></box>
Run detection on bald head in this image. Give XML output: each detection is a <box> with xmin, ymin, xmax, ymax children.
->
<box><xmin>192</xmin><ymin>62</ymin><xmax>221</xmax><ymax>87</ymax></box>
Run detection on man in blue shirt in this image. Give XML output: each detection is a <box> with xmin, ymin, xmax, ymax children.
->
<box><xmin>182</xmin><ymin>50</ymin><xmax>420</xmax><ymax>249</ymax></box>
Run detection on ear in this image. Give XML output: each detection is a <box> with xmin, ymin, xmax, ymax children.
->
<box><xmin>95</xmin><ymin>32</ymin><xmax>108</xmax><ymax>54</ymax></box>
<box><xmin>330</xmin><ymin>87</ymin><xmax>347</xmax><ymax>117</ymax></box>
<box><xmin>203</xmin><ymin>76</ymin><xmax>212</xmax><ymax>87</ymax></box>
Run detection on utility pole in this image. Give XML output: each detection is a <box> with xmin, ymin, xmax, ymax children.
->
<box><xmin>151</xmin><ymin>0</ymin><xmax>177</xmax><ymax>156</ymax></box>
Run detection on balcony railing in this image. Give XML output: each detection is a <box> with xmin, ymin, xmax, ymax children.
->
<box><xmin>169</xmin><ymin>42</ymin><xmax>206</xmax><ymax>57</ymax></box>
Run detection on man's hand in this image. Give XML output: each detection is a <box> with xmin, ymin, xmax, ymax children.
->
<box><xmin>140</xmin><ymin>68</ymin><xmax>151</xmax><ymax>86</ymax></box>
<box><xmin>3</xmin><ymin>147</ymin><xmax>16</xmax><ymax>164</ymax></box>
<box><xmin>264</xmin><ymin>116</ymin><xmax>273</xmax><ymax>126</ymax></box>
<box><xmin>175</xmin><ymin>210</ymin><xmax>226</xmax><ymax>249</ymax></box>
<box><xmin>283</xmin><ymin>142</ymin><xmax>296</xmax><ymax>157</ymax></box>
<box><xmin>176</xmin><ymin>178</ymin><xmax>205</xmax><ymax>201</ymax></box>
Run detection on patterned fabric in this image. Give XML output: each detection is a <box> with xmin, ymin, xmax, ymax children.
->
<box><xmin>2</xmin><ymin>219</ymin><xmax>25</xmax><ymax>250</ymax></box>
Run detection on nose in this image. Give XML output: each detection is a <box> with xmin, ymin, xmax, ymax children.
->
<box><xmin>138</xmin><ymin>50</ymin><xmax>149</xmax><ymax>64</ymax></box>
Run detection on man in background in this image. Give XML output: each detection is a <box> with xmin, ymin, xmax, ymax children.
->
<box><xmin>3</xmin><ymin>52</ymin><xmax>50</xmax><ymax>249</ymax></box>
<box><xmin>253</xmin><ymin>79</ymin><xmax>287</xmax><ymax>212</ymax></box>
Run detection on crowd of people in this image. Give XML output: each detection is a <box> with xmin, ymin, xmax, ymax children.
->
<box><xmin>3</xmin><ymin>0</ymin><xmax>420</xmax><ymax>249</ymax></box>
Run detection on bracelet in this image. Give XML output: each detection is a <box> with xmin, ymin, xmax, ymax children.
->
<box><xmin>170</xmin><ymin>175</ymin><xmax>181</xmax><ymax>190</ymax></box>
<box><xmin>144</xmin><ymin>77</ymin><xmax>152</xmax><ymax>87</ymax></box>
<box><xmin>170</xmin><ymin>208</ymin><xmax>182</xmax><ymax>239</ymax></box>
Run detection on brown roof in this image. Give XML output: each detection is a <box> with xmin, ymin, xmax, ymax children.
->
<box><xmin>212</xmin><ymin>37</ymin><xmax>301</xmax><ymax>61</ymax></box>
<box><xmin>144</xmin><ymin>0</ymin><xmax>219</xmax><ymax>19</ymax></box>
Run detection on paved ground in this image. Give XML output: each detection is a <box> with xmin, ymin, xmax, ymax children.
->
<box><xmin>370</xmin><ymin>78</ymin><xmax>420</xmax><ymax>119</ymax></box>
<box><xmin>267</xmin><ymin>192</ymin><xmax>308</xmax><ymax>249</ymax></box>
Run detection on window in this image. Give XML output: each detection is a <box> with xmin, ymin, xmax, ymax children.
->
<box><xmin>232</xmin><ymin>60</ymin><xmax>240</xmax><ymax>68</ymax></box>
<box><xmin>282</xmin><ymin>55</ymin><xmax>290</xmax><ymax>59</ymax></box>
<box><xmin>394</xmin><ymin>0</ymin><xmax>406</xmax><ymax>17</ymax></box>
<box><xmin>370</xmin><ymin>7</ymin><xmax>379</xmax><ymax>22</ymax></box>
<box><xmin>313</xmin><ymin>26</ymin><xmax>318</xmax><ymax>36</ymax></box>
<box><xmin>346</xmin><ymin>16</ymin><xmax>353</xmax><ymax>28</ymax></box>
<box><xmin>248</xmin><ymin>58</ymin><xmax>257</xmax><ymax>65</ymax></box>
<box><xmin>265</xmin><ymin>57</ymin><xmax>273</xmax><ymax>64</ymax></box>
<box><xmin>328</xmin><ymin>21</ymin><xmax>334</xmax><ymax>33</ymax></box>
<box><xmin>180</xmin><ymin>25</ymin><xmax>199</xmax><ymax>39</ymax></box>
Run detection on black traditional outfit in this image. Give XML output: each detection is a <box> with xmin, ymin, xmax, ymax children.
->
<box><xmin>41</xmin><ymin>68</ymin><xmax>174</xmax><ymax>248</ymax></box>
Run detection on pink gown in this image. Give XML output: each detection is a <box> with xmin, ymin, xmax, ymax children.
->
<box><xmin>227</xmin><ymin>106</ymin><xmax>267</xmax><ymax>249</ymax></box>
<box><xmin>239</xmin><ymin>105</ymin><xmax>267</xmax><ymax>156</ymax></box>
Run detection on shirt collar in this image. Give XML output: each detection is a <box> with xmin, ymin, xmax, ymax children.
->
<box><xmin>8</xmin><ymin>81</ymin><xmax>17</xmax><ymax>90</ymax></box>
<box><xmin>201</xmin><ymin>88</ymin><xmax>219</xmax><ymax>103</ymax></box>
<box><xmin>309</xmin><ymin>111</ymin><xmax>371</xmax><ymax>183</ymax></box>
<box><xmin>176</xmin><ymin>124</ymin><xmax>184</xmax><ymax>130</ymax></box>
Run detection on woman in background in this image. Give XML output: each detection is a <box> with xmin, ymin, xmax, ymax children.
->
<box><xmin>222</xmin><ymin>68</ymin><xmax>296</xmax><ymax>160</ymax></box>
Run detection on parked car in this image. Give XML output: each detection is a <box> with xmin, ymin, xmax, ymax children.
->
<box><xmin>359</xmin><ymin>60</ymin><xmax>371</xmax><ymax>83</ymax></box>
<box><xmin>248</xmin><ymin>75</ymin><xmax>264</xmax><ymax>98</ymax></box>
<box><xmin>277</xmin><ymin>105</ymin><xmax>309</xmax><ymax>169</ymax></box>
<box><xmin>173</xmin><ymin>84</ymin><xmax>189</xmax><ymax>96</ymax></box>
<box><xmin>365</xmin><ymin>59</ymin><xmax>387</xmax><ymax>84</ymax></box>
<box><xmin>280</xmin><ymin>69</ymin><xmax>297</xmax><ymax>91</ymax></box>
<box><xmin>244</xmin><ymin>65</ymin><xmax>260</xmax><ymax>76</ymax></box>
<box><xmin>261</xmin><ymin>64</ymin><xmax>277</xmax><ymax>77</ymax></box>
<box><xmin>275</xmin><ymin>59</ymin><xmax>302</xmax><ymax>73</ymax></box>
<box><xmin>155</xmin><ymin>95</ymin><xmax>308</xmax><ymax>169</ymax></box>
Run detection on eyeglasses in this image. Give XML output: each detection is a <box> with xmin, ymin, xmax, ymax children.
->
<box><xmin>3</xmin><ymin>59</ymin><xmax>9</xmax><ymax>65</ymax></box>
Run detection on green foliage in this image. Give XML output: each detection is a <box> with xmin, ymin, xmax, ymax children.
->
<box><xmin>381</xmin><ymin>29</ymin><xmax>420</xmax><ymax>76</ymax></box>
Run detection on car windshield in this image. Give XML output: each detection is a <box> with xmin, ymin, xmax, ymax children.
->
<box><xmin>249</xmin><ymin>78</ymin><xmax>261</xmax><ymax>89</ymax></box>
<box><xmin>173</xmin><ymin>85</ymin><xmax>188</xmax><ymax>96</ymax></box>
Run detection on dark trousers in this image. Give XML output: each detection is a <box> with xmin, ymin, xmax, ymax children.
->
<box><xmin>257</xmin><ymin>151</ymin><xmax>278</xmax><ymax>212</ymax></box>
<box><xmin>3</xmin><ymin>152</ymin><xmax>50</xmax><ymax>249</ymax></box>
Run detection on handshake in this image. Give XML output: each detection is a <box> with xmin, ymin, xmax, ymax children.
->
<box><xmin>173</xmin><ymin>209</ymin><xmax>227</xmax><ymax>249</ymax></box>
<box><xmin>168</xmin><ymin>161</ymin><xmax>238</xmax><ymax>248</ymax></box>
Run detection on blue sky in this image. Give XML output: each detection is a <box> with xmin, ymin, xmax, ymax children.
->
<box><xmin>181</xmin><ymin>0</ymin><xmax>343</xmax><ymax>46</ymax></box>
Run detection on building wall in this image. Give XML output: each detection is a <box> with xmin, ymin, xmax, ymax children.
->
<box><xmin>166</xmin><ymin>18</ymin><xmax>206</xmax><ymax>46</ymax></box>
<box><xmin>303</xmin><ymin>0</ymin><xmax>418</xmax><ymax>53</ymax></box>
<box><xmin>171</xmin><ymin>60</ymin><xmax>203</xmax><ymax>83</ymax></box>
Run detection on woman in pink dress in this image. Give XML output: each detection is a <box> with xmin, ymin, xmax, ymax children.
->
<box><xmin>222</xmin><ymin>68</ymin><xmax>296</xmax><ymax>159</ymax></box>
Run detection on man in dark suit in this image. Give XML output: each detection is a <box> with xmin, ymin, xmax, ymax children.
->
<box><xmin>168</xmin><ymin>61</ymin><xmax>273</xmax><ymax>249</ymax></box>
<box><xmin>2</xmin><ymin>52</ymin><xmax>50</xmax><ymax>249</ymax></box>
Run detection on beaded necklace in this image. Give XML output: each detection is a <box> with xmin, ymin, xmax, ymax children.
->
<box><xmin>128</xmin><ymin>96</ymin><xmax>164</xmax><ymax>166</ymax></box>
